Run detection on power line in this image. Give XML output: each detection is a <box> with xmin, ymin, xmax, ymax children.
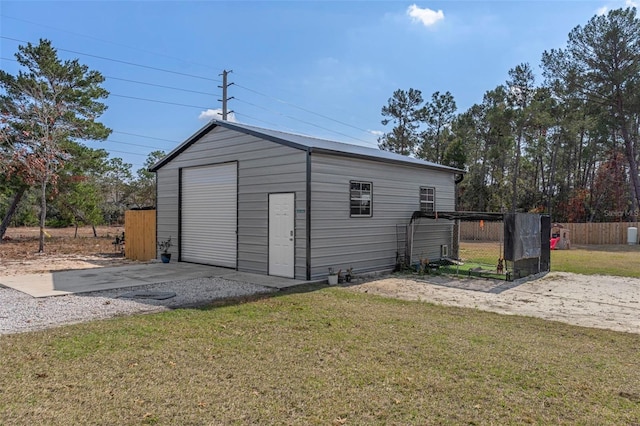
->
<box><xmin>1</xmin><ymin>57</ymin><xmax>373</xmax><ymax>145</ymax></box>
<box><xmin>235</xmin><ymin>82</ymin><xmax>375</xmax><ymax>136</ymax></box>
<box><xmin>102</xmin><ymin>148</ymin><xmax>148</xmax><ymax>157</ymax></box>
<box><xmin>1</xmin><ymin>36</ymin><xmax>221</xmax><ymax>83</ymax></box>
<box><xmin>3</xmin><ymin>56</ymin><xmax>213</xmax><ymax>100</ymax></box>
<box><xmin>0</xmin><ymin>57</ymin><xmax>213</xmax><ymax>110</ymax></box>
<box><xmin>234</xmin><ymin>97</ymin><xmax>377</xmax><ymax>146</ymax></box>
<box><xmin>112</xmin><ymin>131</ymin><xmax>179</xmax><ymax>143</ymax></box>
<box><xmin>106</xmin><ymin>139</ymin><xmax>171</xmax><ymax>150</ymax></box>
<box><xmin>232</xmin><ymin>112</ymin><xmax>295</xmax><ymax>131</ymax></box>
<box><xmin>2</xmin><ymin>37</ymin><xmax>380</xmax><ymax>148</ymax></box>
<box><xmin>0</xmin><ymin>14</ymin><xmax>222</xmax><ymax>73</ymax></box>
<box><xmin>110</xmin><ymin>93</ymin><xmax>212</xmax><ymax>110</ymax></box>
<box><xmin>105</xmin><ymin>76</ymin><xmax>213</xmax><ymax>96</ymax></box>
<box><xmin>233</xmin><ymin>70</ymin><xmax>304</xmax><ymax>102</ymax></box>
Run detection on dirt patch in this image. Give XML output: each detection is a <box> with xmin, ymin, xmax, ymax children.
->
<box><xmin>347</xmin><ymin>272</ymin><xmax>640</xmax><ymax>334</ymax></box>
<box><xmin>0</xmin><ymin>226</ymin><xmax>140</xmax><ymax>275</ymax></box>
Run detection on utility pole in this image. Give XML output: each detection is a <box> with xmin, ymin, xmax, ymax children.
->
<box><xmin>218</xmin><ymin>70</ymin><xmax>234</xmax><ymax>121</ymax></box>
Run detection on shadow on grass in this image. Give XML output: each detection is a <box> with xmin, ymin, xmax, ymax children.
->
<box><xmin>187</xmin><ymin>281</ymin><xmax>331</xmax><ymax>311</ymax></box>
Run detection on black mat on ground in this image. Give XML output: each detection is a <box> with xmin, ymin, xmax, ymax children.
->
<box><xmin>414</xmin><ymin>277</ymin><xmax>523</xmax><ymax>294</ymax></box>
<box><xmin>118</xmin><ymin>291</ymin><xmax>177</xmax><ymax>300</ymax></box>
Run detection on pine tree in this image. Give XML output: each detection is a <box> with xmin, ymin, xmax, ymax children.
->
<box><xmin>378</xmin><ymin>88</ymin><xmax>423</xmax><ymax>156</ymax></box>
<box><xmin>0</xmin><ymin>39</ymin><xmax>111</xmax><ymax>251</ymax></box>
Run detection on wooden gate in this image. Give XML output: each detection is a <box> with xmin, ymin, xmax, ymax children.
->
<box><xmin>124</xmin><ymin>210</ymin><xmax>156</xmax><ymax>261</ymax></box>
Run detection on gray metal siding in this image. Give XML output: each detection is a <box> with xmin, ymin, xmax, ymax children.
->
<box><xmin>409</xmin><ymin>220</ymin><xmax>454</xmax><ymax>265</ymax></box>
<box><xmin>155</xmin><ymin>168</ymin><xmax>179</xmax><ymax>260</ymax></box>
<box><xmin>310</xmin><ymin>153</ymin><xmax>455</xmax><ymax>279</ymax></box>
<box><xmin>155</xmin><ymin>126</ymin><xmax>307</xmax><ymax>279</ymax></box>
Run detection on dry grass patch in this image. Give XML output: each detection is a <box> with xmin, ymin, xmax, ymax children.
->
<box><xmin>551</xmin><ymin>244</ymin><xmax>640</xmax><ymax>277</ymax></box>
<box><xmin>1</xmin><ymin>288</ymin><xmax>639</xmax><ymax>425</ymax></box>
<box><xmin>0</xmin><ymin>226</ymin><xmax>135</xmax><ymax>275</ymax></box>
<box><xmin>1</xmin><ymin>226</ymin><xmax>123</xmax><ymax>258</ymax></box>
<box><xmin>461</xmin><ymin>241</ymin><xmax>640</xmax><ymax>278</ymax></box>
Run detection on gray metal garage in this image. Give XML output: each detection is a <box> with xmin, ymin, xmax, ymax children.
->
<box><xmin>150</xmin><ymin>119</ymin><xmax>463</xmax><ymax>280</ymax></box>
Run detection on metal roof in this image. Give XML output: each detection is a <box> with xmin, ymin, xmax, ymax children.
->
<box><xmin>150</xmin><ymin>119</ymin><xmax>465</xmax><ymax>173</ymax></box>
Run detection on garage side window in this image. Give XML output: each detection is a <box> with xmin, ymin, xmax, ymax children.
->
<box><xmin>420</xmin><ymin>187</ymin><xmax>435</xmax><ymax>212</ymax></box>
<box><xmin>350</xmin><ymin>181</ymin><xmax>372</xmax><ymax>217</ymax></box>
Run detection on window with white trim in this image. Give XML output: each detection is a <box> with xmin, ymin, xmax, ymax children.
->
<box><xmin>420</xmin><ymin>187</ymin><xmax>435</xmax><ymax>212</ymax></box>
<box><xmin>350</xmin><ymin>181</ymin><xmax>372</xmax><ymax>217</ymax></box>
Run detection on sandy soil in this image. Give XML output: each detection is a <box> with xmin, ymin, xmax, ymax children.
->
<box><xmin>0</xmin><ymin>226</ymin><xmax>138</xmax><ymax>276</ymax></box>
<box><xmin>347</xmin><ymin>272</ymin><xmax>640</xmax><ymax>334</ymax></box>
<box><xmin>0</xmin><ymin>253</ymin><xmax>138</xmax><ymax>276</ymax></box>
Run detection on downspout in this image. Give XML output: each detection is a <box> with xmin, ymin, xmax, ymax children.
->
<box><xmin>152</xmin><ymin>168</ymin><xmax>158</xmax><ymax>262</ymax></box>
<box><xmin>453</xmin><ymin>173</ymin><xmax>464</xmax><ymax>260</ymax></box>
<box><xmin>454</xmin><ymin>173</ymin><xmax>464</xmax><ymax>210</ymax></box>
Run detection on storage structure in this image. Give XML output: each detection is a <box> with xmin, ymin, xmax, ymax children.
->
<box><xmin>409</xmin><ymin>211</ymin><xmax>551</xmax><ymax>281</ymax></box>
<box><xmin>150</xmin><ymin>120</ymin><xmax>462</xmax><ymax>280</ymax></box>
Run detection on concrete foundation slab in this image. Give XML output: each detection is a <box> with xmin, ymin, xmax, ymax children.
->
<box><xmin>0</xmin><ymin>262</ymin><xmax>318</xmax><ymax>298</ymax></box>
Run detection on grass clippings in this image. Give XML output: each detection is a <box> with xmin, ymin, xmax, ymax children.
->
<box><xmin>1</xmin><ymin>287</ymin><xmax>639</xmax><ymax>425</ymax></box>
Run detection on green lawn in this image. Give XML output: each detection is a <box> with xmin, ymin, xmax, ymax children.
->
<box><xmin>460</xmin><ymin>241</ymin><xmax>640</xmax><ymax>278</ymax></box>
<box><xmin>459</xmin><ymin>241</ymin><xmax>504</xmax><ymax>266</ymax></box>
<box><xmin>438</xmin><ymin>262</ymin><xmax>507</xmax><ymax>280</ymax></box>
<box><xmin>2</xmin><ymin>287</ymin><xmax>639</xmax><ymax>425</ymax></box>
<box><xmin>551</xmin><ymin>244</ymin><xmax>640</xmax><ymax>277</ymax></box>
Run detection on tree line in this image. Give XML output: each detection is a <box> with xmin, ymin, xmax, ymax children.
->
<box><xmin>1</xmin><ymin>7</ymin><xmax>638</xmax><ymax>255</ymax></box>
<box><xmin>377</xmin><ymin>7</ymin><xmax>640</xmax><ymax>223</ymax></box>
<box><xmin>1</xmin><ymin>39</ymin><xmax>164</xmax><ymax>249</ymax></box>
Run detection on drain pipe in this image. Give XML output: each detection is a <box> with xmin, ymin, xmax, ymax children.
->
<box><xmin>453</xmin><ymin>173</ymin><xmax>464</xmax><ymax>260</ymax></box>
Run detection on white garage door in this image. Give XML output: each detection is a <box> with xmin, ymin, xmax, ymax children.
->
<box><xmin>181</xmin><ymin>163</ymin><xmax>237</xmax><ymax>267</ymax></box>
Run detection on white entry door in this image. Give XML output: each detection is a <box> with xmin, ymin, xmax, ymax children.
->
<box><xmin>269</xmin><ymin>193</ymin><xmax>295</xmax><ymax>278</ymax></box>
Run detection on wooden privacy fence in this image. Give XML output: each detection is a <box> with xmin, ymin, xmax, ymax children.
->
<box><xmin>124</xmin><ymin>210</ymin><xmax>156</xmax><ymax>261</ymax></box>
<box><xmin>460</xmin><ymin>221</ymin><xmax>640</xmax><ymax>245</ymax></box>
<box><xmin>561</xmin><ymin>222</ymin><xmax>640</xmax><ymax>245</ymax></box>
<box><xmin>460</xmin><ymin>221</ymin><xmax>504</xmax><ymax>242</ymax></box>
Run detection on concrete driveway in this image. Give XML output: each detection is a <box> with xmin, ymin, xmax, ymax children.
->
<box><xmin>0</xmin><ymin>262</ymin><xmax>312</xmax><ymax>297</ymax></box>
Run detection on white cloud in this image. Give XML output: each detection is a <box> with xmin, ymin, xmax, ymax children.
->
<box><xmin>369</xmin><ymin>130</ymin><xmax>384</xmax><ymax>137</ymax></box>
<box><xmin>407</xmin><ymin>4</ymin><xmax>444</xmax><ymax>27</ymax></box>
<box><xmin>597</xmin><ymin>1</ymin><xmax>637</xmax><ymax>16</ymax></box>
<box><xmin>198</xmin><ymin>108</ymin><xmax>237</xmax><ymax>122</ymax></box>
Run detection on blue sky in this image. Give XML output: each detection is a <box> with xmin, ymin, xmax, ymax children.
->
<box><xmin>1</xmin><ymin>0</ymin><xmax>636</xmax><ymax>171</ymax></box>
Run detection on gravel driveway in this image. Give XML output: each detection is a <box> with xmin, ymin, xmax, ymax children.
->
<box><xmin>0</xmin><ymin>278</ymin><xmax>275</xmax><ymax>335</ymax></box>
<box><xmin>4</xmin><ymin>270</ymin><xmax>640</xmax><ymax>336</ymax></box>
